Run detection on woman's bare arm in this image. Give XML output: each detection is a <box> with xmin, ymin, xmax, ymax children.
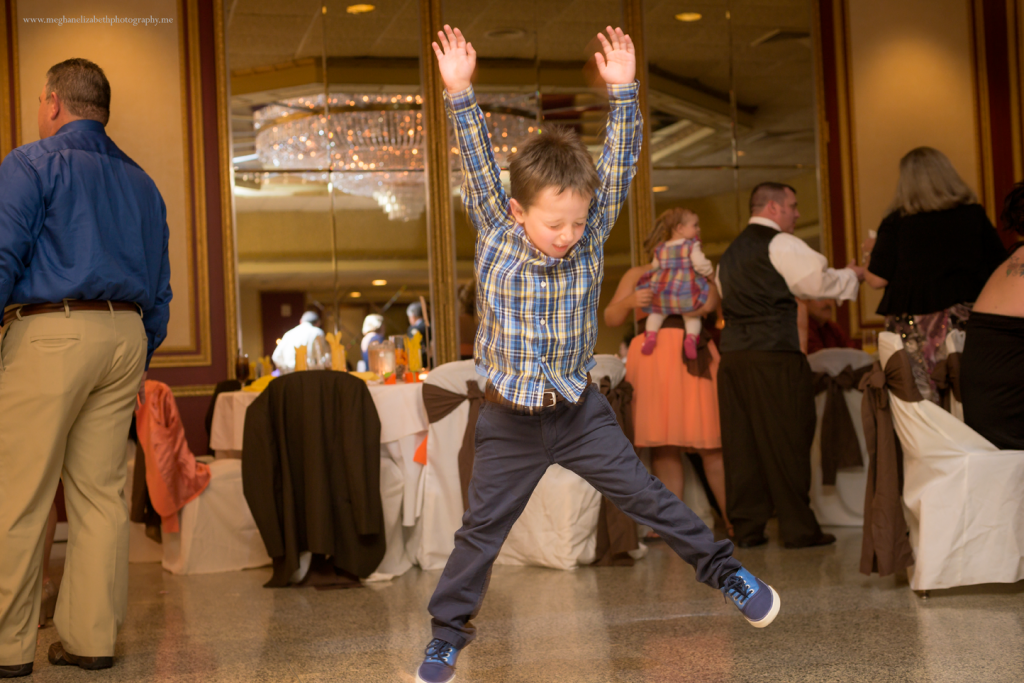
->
<box><xmin>864</xmin><ymin>270</ymin><xmax>888</xmax><ymax>290</ymax></box>
<box><xmin>604</xmin><ymin>266</ymin><xmax>649</xmax><ymax>327</ymax></box>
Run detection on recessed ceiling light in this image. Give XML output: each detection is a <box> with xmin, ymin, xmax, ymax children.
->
<box><xmin>346</xmin><ymin>4</ymin><xmax>375</xmax><ymax>14</ymax></box>
<box><xmin>349</xmin><ymin>291</ymin><xmax>362</xmax><ymax>298</ymax></box>
<box><xmin>372</xmin><ymin>279</ymin><xmax>387</xmax><ymax>286</ymax></box>
<box><xmin>675</xmin><ymin>12</ymin><xmax>702</xmax><ymax>22</ymax></box>
<box><xmin>653</xmin><ymin>186</ymin><xmax>669</xmax><ymax>193</ymax></box>
<box><xmin>737</xmin><ymin>150</ymin><xmax>746</xmax><ymax>157</ymax></box>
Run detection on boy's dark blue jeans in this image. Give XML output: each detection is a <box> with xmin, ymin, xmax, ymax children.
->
<box><xmin>428</xmin><ymin>384</ymin><xmax>741</xmax><ymax>649</ymax></box>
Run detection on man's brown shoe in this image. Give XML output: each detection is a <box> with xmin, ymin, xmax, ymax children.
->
<box><xmin>784</xmin><ymin>532</ymin><xmax>836</xmax><ymax>549</ymax></box>
<box><xmin>47</xmin><ymin>642</ymin><xmax>112</xmax><ymax>671</ymax></box>
<box><xmin>0</xmin><ymin>663</ymin><xmax>32</xmax><ymax>679</ymax></box>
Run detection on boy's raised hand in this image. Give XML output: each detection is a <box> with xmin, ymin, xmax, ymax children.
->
<box><xmin>595</xmin><ymin>27</ymin><xmax>636</xmax><ymax>85</ymax></box>
<box><xmin>432</xmin><ymin>25</ymin><xmax>476</xmax><ymax>94</ymax></box>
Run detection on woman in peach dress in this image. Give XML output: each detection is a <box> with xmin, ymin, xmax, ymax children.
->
<box><xmin>604</xmin><ymin>209</ymin><xmax>731</xmax><ymax>536</ymax></box>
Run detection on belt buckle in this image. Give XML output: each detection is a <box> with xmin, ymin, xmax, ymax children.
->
<box><xmin>541</xmin><ymin>389</ymin><xmax>557</xmax><ymax>408</ymax></box>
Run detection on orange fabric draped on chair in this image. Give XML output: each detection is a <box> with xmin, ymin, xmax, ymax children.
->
<box><xmin>134</xmin><ymin>380</ymin><xmax>211</xmax><ymax>533</ymax></box>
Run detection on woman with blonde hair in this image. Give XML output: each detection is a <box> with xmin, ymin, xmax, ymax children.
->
<box><xmin>863</xmin><ymin>146</ymin><xmax>1007</xmax><ymax>401</ymax></box>
<box><xmin>604</xmin><ymin>207</ymin><xmax>731</xmax><ymax>537</ymax></box>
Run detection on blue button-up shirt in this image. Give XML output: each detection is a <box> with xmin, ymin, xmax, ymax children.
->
<box><xmin>0</xmin><ymin>119</ymin><xmax>171</xmax><ymax>368</ymax></box>
<box><xmin>446</xmin><ymin>84</ymin><xmax>641</xmax><ymax>407</ymax></box>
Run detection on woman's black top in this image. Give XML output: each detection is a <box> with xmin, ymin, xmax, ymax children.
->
<box><xmin>869</xmin><ymin>204</ymin><xmax>1007</xmax><ymax>315</ymax></box>
<box><xmin>960</xmin><ymin>311</ymin><xmax>1024</xmax><ymax>450</ymax></box>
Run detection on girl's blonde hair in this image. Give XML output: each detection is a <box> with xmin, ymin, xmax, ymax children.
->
<box><xmin>889</xmin><ymin>147</ymin><xmax>978</xmax><ymax>216</ymax></box>
<box><xmin>644</xmin><ymin>207</ymin><xmax>697</xmax><ymax>256</ymax></box>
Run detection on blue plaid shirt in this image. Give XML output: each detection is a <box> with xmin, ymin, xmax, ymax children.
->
<box><xmin>445</xmin><ymin>83</ymin><xmax>641</xmax><ymax>407</ymax></box>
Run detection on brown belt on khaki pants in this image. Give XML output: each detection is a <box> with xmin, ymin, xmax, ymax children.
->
<box><xmin>484</xmin><ymin>373</ymin><xmax>592</xmax><ymax>415</ymax></box>
<box><xmin>2</xmin><ymin>301</ymin><xmax>139</xmax><ymax>326</ymax></box>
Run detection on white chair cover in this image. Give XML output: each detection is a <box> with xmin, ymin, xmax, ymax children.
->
<box><xmin>807</xmin><ymin>348</ymin><xmax>873</xmax><ymax>527</ymax></box>
<box><xmin>162</xmin><ymin>459</ymin><xmax>271</xmax><ymax>575</ymax></box>
<box><xmin>498</xmin><ymin>361</ymin><xmax>630</xmax><ymax>570</ymax></box>
<box><xmin>413</xmin><ymin>361</ymin><xmax>483</xmax><ymax>571</ymax></box>
<box><xmin>879</xmin><ymin>332</ymin><xmax>1024</xmax><ymax>590</ymax></box>
<box><xmin>125</xmin><ymin>440</ymin><xmax>163</xmax><ymax>564</ymax></box>
<box><xmin>367</xmin><ymin>431</ymin><xmax>424</xmax><ymax>581</ymax></box>
<box><xmin>366</xmin><ymin>382</ymin><xmax>429</xmax><ymax>581</ymax></box>
<box><xmin>591</xmin><ymin>353</ymin><xmax>626</xmax><ymax>389</ymax></box>
<box><xmin>415</xmin><ymin>360</ymin><xmax>629</xmax><ymax>571</ymax></box>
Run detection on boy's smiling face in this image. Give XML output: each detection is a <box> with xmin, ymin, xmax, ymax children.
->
<box><xmin>510</xmin><ymin>186</ymin><xmax>593</xmax><ymax>258</ymax></box>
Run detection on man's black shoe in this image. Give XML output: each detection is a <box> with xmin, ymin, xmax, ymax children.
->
<box><xmin>48</xmin><ymin>643</ymin><xmax>113</xmax><ymax>671</ymax></box>
<box><xmin>736</xmin><ymin>535</ymin><xmax>768</xmax><ymax>549</ymax></box>
<box><xmin>784</xmin><ymin>532</ymin><xmax>837</xmax><ymax>549</ymax></box>
<box><xmin>0</xmin><ymin>663</ymin><xmax>32</xmax><ymax>678</ymax></box>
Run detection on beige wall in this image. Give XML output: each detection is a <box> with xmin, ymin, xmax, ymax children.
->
<box><xmin>239</xmin><ymin>285</ymin><xmax>263</xmax><ymax>363</ymax></box>
<box><xmin>16</xmin><ymin>0</ymin><xmax>195</xmax><ymax>351</ymax></box>
<box><xmin>846</xmin><ymin>0</ymin><xmax>981</xmax><ymax>325</ymax></box>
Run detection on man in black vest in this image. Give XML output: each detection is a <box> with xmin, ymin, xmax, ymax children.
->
<box><xmin>716</xmin><ymin>182</ymin><xmax>865</xmax><ymax>549</ymax></box>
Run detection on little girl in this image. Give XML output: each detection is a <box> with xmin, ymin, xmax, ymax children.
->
<box><xmin>637</xmin><ymin>208</ymin><xmax>714</xmax><ymax>359</ymax></box>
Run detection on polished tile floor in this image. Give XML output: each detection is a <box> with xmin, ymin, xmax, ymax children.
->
<box><xmin>30</xmin><ymin>523</ymin><xmax>1024</xmax><ymax>682</ymax></box>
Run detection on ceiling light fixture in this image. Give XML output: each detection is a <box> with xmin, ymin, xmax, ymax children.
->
<box><xmin>254</xmin><ymin>93</ymin><xmax>537</xmax><ymax>221</ymax></box>
<box><xmin>675</xmin><ymin>12</ymin><xmax>702</xmax><ymax>22</ymax></box>
<box><xmin>653</xmin><ymin>186</ymin><xmax>669</xmax><ymax>193</ymax></box>
<box><xmin>346</xmin><ymin>4</ymin><xmax>375</xmax><ymax>14</ymax></box>
<box><xmin>349</xmin><ymin>291</ymin><xmax>362</xmax><ymax>298</ymax></box>
<box><xmin>372</xmin><ymin>279</ymin><xmax>387</xmax><ymax>286</ymax></box>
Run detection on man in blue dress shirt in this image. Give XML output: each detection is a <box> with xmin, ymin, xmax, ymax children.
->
<box><xmin>0</xmin><ymin>59</ymin><xmax>171</xmax><ymax>677</ymax></box>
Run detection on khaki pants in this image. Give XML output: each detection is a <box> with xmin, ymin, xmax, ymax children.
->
<box><xmin>0</xmin><ymin>309</ymin><xmax>146</xmax><ymax>664</ymax></box>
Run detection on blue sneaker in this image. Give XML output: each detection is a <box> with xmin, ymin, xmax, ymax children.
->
<box><xmin>721</xmin><ymin>568</ymin><xmax>780</xmax><ymax>628</ymax></box>
<box><xmin>416</xmin><ymin>638</ymin><xmax>460</xmax><ymax>683</ymax></box>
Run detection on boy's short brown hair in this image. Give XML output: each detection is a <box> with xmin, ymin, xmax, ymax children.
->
<box><xmin>508</xmin><ymin>126</ymin><xmax>600</xmax><ymax>209</ymax></box>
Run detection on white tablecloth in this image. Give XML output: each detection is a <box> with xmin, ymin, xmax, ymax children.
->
<box><xmin>209</xmin><ymin>383</ymin><xmax>427</xmax><ymax>451</ymax></box>
<box><xmin>208</xmin><ymin>381</ymin><xmax>428</xmax><ymax>580</ymax></box>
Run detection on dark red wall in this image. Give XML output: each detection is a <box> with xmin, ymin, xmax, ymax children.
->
<box><xmin>260</xmin><ymin>292</ymin><xmax>307</xmax><ymax>359</ymax></box>
<box><xmin>146</xmin><ymin>0</ymin><xmax>231</xmax><ymax>457</ymax></box>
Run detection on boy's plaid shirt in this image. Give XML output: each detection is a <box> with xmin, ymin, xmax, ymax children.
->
<box><xmin>445</xmin><ymin>82</ymin><xmax>641</xmax><ymax>407</ymax></box>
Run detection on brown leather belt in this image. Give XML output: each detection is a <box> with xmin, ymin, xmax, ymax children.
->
<box><xmin>3</xmin><ymin>301</ymin><xmax>139</xmax><ymax>326</ymax></box>
<box><xmin>484</xmin><ymin>373</ymin><xmax>592</xmax><ymax>415</ymax></box>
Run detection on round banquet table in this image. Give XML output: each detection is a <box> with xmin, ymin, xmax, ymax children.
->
<box><xmin>208</xmin><ymin>381</ymin><xmax>428</xmax><ymax>580</ymax></box>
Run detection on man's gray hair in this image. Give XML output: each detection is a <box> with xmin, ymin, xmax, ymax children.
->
<box><xmin>300</xmin><ymin>310</ymin><xmax>320</xmax><ymax>325</ymax></box>
<box><xmin>46</xmin><ymin>58</ymin><xmax>110</xmax><ymax>126</ymax></box>
<box><xmin>406</xmin><ymin>301</ymin><xmax>423</xmax><ymax>319</ymax></box>
<box><xmin>749</xmin><ymin>182</ymin><xmax>796</xmax><ymax>214</ymax></box>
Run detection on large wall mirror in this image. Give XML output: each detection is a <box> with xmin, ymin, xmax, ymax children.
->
<box><xmin>228</xmin><ymin>0</ymin><xmax>430</xmax><ymax>370</ymax></box>
<box><xmin>224</xmin><ymin>0</ymin><xmax>825</xmax><ymax>365</ymax></box>
<box><xmin>643</xmin><ymin>0</ymin><xmax>821</xmax><ymax>261</ymax></box>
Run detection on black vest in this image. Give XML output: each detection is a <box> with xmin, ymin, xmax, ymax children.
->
<box><xmin>718</xmin><ymin>223</ymin><xmax>800</xmax><ymax>353</ymax></box>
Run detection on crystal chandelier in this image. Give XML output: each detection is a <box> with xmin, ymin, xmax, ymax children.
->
<box><xmin>253</xmin><ymin>93</ymin><xmax>538</xmax><ymax>221</ymax></box>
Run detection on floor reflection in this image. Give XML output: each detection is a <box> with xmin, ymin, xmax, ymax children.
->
<box><xmin>31</xmin><ymin>522</ymin><xmax>1024</xmax><ymax>682</ymax></box>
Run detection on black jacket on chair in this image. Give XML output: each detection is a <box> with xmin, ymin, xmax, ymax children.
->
<box><xmin>242</xmin><ymin>371</ymin><xmax>386</xmax><ymax>586</ymax></box>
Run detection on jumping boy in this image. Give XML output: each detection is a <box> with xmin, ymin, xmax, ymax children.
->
<box><xmin>417</xmin><ymin>25</ymin><xmax>780</xmax><ymax>683</ymax></box>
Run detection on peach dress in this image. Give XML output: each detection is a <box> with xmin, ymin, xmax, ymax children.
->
<box><xmin>626</xmin><ymin>321</ymin><xmax>722</xmax><ymax>451</ymax></box>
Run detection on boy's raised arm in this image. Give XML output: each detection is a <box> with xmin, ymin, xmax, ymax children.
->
<box><xmin>590</xmin><ymin>27</ymin><xmax>643</xmax><ymax>241</ymax></box>
<box><xmin>433</xmin><ymin>25</ymin><xmax>509</xmax><ymax>234</ymax></box>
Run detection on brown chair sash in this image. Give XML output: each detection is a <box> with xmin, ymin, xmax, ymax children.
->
<box><xmin>812</xmin><ymin>365</ymin><xmax>871</xmax><ymax>486</ymax></box>
<box><xmin>857</xmin><ymin>349</ymin><xmax>922</xmax><ymax>578</ymax></box>
<box><xmin>592</xmin><ymin>378</ymin><xmax>640</xmax><ymax>566</ymax></box>
<box><xmin>930</xmin><ymin>352</ymin><xmax>962</xmax><ymax>412</ymax></box>
<box><xmin>661</xmin><ymin>316</ymin><xmax>713</xmax><ymax>379</ymax></box>
<box><xmin>422</xmin><ymin>380</ymin><xmax>485</xmax><ymax>511</ymax></box>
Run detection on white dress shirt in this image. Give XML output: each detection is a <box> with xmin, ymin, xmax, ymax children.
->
<box><xmin>715</xmin><ymin>217</ymin><xmax>859</xmax><ymax>301</ymax></box>
<box><xmin>272</xmin><ymin>321</ymin><xmax>326</xmax><ymax>371</ymax></box>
